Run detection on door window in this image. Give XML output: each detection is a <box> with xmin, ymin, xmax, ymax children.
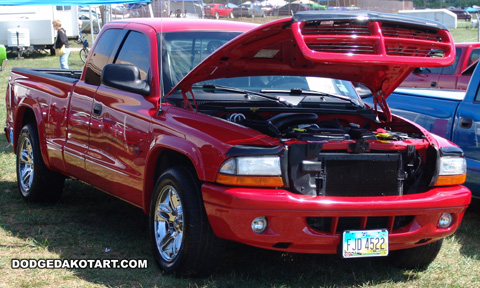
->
<box><xmin>85</xmin><ymin>29</ymin><xmax>125</xmax><ymax>85</ymax></box>
<box><xmin>115</xmin><ymin>31</ymin><xmax>151</xmax><ymax>81</ymax></box>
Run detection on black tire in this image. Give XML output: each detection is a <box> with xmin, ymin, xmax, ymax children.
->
<box><xmin>388</xmin><ymin>239</ymin><xmax>443</xmax><ymax>269</ymax></box>
<box><xmin>149</xmin><ymin>167</ymin><xmax>224</xmax><ymax>277</ymax></box>
<box><xmin>16</xmin><ymin>124</ymin><xmax>65</xmax><ymax>203</ymax></box>
<box><xmin>79</xmin><ymin>47</ymin><xmax>89</xmax><ymax>63</ymax></box>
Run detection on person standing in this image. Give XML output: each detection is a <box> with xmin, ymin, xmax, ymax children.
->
<box><xmin>52</xmin><ymin>19</ymin><xmax>70</xmax><ymax>69</ymax></box>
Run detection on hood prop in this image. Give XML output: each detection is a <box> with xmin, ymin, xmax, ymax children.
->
<box><xmin>373</xmin><ymin>91</ymin><xmax>392</xmax><ymax>122</ymax></box>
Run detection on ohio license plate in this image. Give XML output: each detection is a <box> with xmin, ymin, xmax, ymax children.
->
<box><xmin>342</xmin><ymin>229</ymin><xmax>389</xmax><ymax>258</ymax></box>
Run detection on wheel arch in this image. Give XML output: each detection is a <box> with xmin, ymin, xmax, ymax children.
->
<box><xmin>142</xmin><ymin>138</ymin><xmax>206</xmax><ymax>214</ymax></box>
<box><xmin>13</xmin><ymin>103</ymin><xmax>50</xmax><ymax>170</ymax></box>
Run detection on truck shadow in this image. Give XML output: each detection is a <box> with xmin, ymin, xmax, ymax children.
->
<box><xmin>455</xmin><ymin>197</ymin><xmax>480</xmax><ymax>260</ymax></box>
<box><xmin>1</xmin><ymin>178</ymin><xmax>474</xmax><ymax>287</ymax></box>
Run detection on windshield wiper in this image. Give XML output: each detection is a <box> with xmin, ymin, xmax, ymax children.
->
<box><xmin>195</xmin><ymin>84</ymin><xmax>292</xmax><ymax>107</ymax></box>
<box><xmin>260</xmin><ymin>88</ymin><xmax>359</xmax><ymax>106</ymax></box>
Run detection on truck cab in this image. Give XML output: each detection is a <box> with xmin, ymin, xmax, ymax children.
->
<box><xmin>400</xmin><ymin>43</ymin><xmax>480</xmax><ymax>90</ymax></box>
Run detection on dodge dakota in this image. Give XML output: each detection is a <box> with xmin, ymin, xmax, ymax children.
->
<box><xmin>4</xmin><ymin>12</ymin><xmax>471</xmax><ymax>276</ymax></box>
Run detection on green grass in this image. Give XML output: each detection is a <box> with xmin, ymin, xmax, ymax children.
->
<box><xmin>1</xmin><ymin>25</ymin><xmax>480</xmax><ymax>288</ymax></box>
<box><xmin>450</xmin><ymin>25</ymin><xmax>480</xmax><ymax>43</ymax></box>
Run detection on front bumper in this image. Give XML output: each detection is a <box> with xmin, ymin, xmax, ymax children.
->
<box><xmin>202</xmin><ymin>184</ymin><xmax>471</xmax><ymax>254</ymax></box>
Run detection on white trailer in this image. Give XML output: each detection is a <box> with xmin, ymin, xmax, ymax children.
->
<box><xmin>0</xmin><ymin>5</ymin><xmax>79</xmax><ymax>52</ymax></box>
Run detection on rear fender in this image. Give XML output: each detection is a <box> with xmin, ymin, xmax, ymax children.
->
<box><xmin>13</xmin><ymin>99</ymin><xmax>51</xmax><ymax>171</ymax></box>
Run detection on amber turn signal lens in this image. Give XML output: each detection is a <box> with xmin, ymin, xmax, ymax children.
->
<box><xmin>434</xmin><ymin>174</ymin><xmax>466</xmax><ymax>186</ymax></box>
<box><xmin>216</xmin><ymin>174</ymin><xmax>283</xmax><ymax>187</ymax></box>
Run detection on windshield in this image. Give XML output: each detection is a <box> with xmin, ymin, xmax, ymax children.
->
<box><xmin>162</xmin><ymin>31</ymin><xmax>242</xmax><ymax>93</ymax></box>
<box><xmin>161</xmin><ymin>32</ymin><xmax>363</xmax><ymax>108</ymax></box>
<box><xmin>170</xmin><ymin>75</ymin><xmax>363</xmax><ymax>108</ymax></box>
<box><xmin>199</xmin><ymin>76</ymin><xmax>357</xmax><ymax>97</ymax></box>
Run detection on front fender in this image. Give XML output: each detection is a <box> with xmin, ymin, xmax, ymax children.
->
<box><xmin>142</xmin><ymin>134</ymin><xmax>217</xmax><ymax>214</ymax></box>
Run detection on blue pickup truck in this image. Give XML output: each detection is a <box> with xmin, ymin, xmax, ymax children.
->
<box><xmin>363</xmin><ymin>69</ymin><xmax>480</xmax><ymax>197</ymax></box>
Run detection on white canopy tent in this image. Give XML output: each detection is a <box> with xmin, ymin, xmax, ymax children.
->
<box><xmin>0</xmin><ymin>0</ymin><xmax>152</xmax><ymax>44</ymax></box>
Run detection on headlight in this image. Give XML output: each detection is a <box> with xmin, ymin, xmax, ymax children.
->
<box><xmin>216</xmin><ymin>156</ymin><xmax>283</xmax><ymax>187</ymax></box>
<box><xmin>433</xmin><ymin>156</ymin><xmax>467</xmax><ymax>186</ymax></box>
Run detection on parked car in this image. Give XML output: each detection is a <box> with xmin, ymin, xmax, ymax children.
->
<box><xmin>272</xmin><ymin>3</ymin><xmax>312</xmax><ymax>16</ymax></box>
<box><xmin>232</xmin><ymin>3</ymin><xmax>265</xmax><ymax>17</ymax></box>
<box><xmin>400</xmin><ymin>42</ymin><xmax>480</xmax><ymax>90</ymax></box>
<box><xmin>204</xmin><ymin>3</ymin><xmax>233</xmax><ymax>19</ymax></box>
<box><xmin>260</xmin><ymin>3</ymin><xmax>275</xmax><ymax>16</ymax></box>
<box><xmin>305</xmin><ymin>1</ymin><xmax>327</xmax><ymax>10</ymax></box>
<box><xmin>449</xmin><ymin>9</ymin><xmax>472</xmax><ymax>21</ymax></box>
<box><xmin>78</xmin><ymin>12</ymin><xmax>102</xmax><ymax>34</ymax></box>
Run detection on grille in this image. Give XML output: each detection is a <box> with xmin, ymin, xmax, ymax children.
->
<box><xmin>385</xmin><ymin>45</ymin><xmax>438</xmax><ymax>57</ymax></box>
<box><xmin>306</xmin><ymin>43</ymin><xmax>375</xmax><ymax>54</ymax></box>
<box><xmin>317</xmin><ymin>153</ymin><xmax>404</xmax><ymax>197</ymax></box>
<box><xmin>302</xmin><ymin>21</ymin><xmax>371</xmax><ymax>36</ymax></box>
<box><xmin>298</xmin><ymin>20</ymin><xmax>450</xmax><ymax>59</ymax></box>
<box><xmin>381</xmin><ymin>24</ymin><xmax>443</xmax><ymax>42</ymax></box>
<box><xmin>306</xmin><ymin>215</ymin><xmax>415</xmax><ymax>234</ymax></box>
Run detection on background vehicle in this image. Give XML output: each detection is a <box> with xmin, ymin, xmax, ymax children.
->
<box><xmin>4</xmin><ymin>12</ymin><xmax>470</xmax><ymax>277</ymax></box>
<box><xmin>232</xmin><ymin>3</ymin><xmax>265</xmax><ymax>17</ymax></box>
<box><xmin>272</xmin><ymin>3</ymin><xmax>312</xmax><ymax>16</ymax></box>
<box><xmin>204</xmin><ymin>3</ymin><xmax>233</xmax><ymax>19</ymax></box>
<box><xmin>78</xmin><ymin>12</ymin><xmax>102</xmax><ymax>34</ymax></box>
<box><xmin>260</xmin><ymin>3</ymin><xmax>274</xmax><ymax>16</ymax></box>
<box><xmin>169</xmin><ymin>0</ymin><xmax>204</xmax><ymax>18</ymax></box>
<box><xmin>399</xmin><ymin>42</ymin><xmax>480</xmax><ymax>90</ymax></box>
<box><xmin>365</xmin><ymin>75</ymin><xmax>480</xmax><ymax>197</ymax></box>
<box><xmin>450</xmin><ymin>9</ymin><xmax>472</xmax><ymax>21</ymax></box>
<box><xmin>0</xmin><ymin>4</ymin><xmax>79</xmax><ymax>52</ymax></box>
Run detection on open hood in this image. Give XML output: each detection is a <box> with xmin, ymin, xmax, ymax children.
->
<box><xmin>167</xmin><ymin>11</ymin><xmax>455</xmax><ymax>121</ymax></box>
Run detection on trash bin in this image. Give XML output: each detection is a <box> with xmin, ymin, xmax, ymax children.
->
<box><xmin>0</xmin><ymin>44</ymin><xmax>6</xmax><ymax>72</ymax></box>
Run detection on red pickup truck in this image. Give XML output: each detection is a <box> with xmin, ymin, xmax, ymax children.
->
<box><xmin>399</xmin><ymin>42</ymin><xmax>480</xmax><ymax>90</ymax></box>
<box><xmin>4</xmin><ymin>12</ymin><xmax>471</xmax><ymax>276</ymax></box>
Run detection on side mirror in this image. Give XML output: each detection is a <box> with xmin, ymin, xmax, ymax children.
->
<box><xmin>101</xmin><ymin>64</ymin><xmax>150</xmax><ymax>95</ymax></box>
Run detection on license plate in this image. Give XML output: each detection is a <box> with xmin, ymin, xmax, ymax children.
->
<box><xmin>342</xmin><ymin>229</ymin><xmax>389</xmax><ymax>258</ymax></box>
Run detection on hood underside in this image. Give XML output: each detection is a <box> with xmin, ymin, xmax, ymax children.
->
<box><xmin>168</xmin><ymin>11</ymin><xmax>455</xmax><ymax>120</ymax></box>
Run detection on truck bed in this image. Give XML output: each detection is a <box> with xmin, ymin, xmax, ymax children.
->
<box><xmin>12</xmin><ymin>67</ymin><xmax>82</xmax><ymax>81</ymax></box>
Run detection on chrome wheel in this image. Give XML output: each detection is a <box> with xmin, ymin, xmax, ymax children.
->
<box><xmin>18</xmin><ymin>136</ymin><xmax>34</xmax><ymax>195</ymax></box>
<box><xmin>154</xmin><ymin>184</ymin><xmax>184</xmax><ymax>262</ymax></box>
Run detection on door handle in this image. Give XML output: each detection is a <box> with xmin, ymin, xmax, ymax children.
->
<box><xmin>430</xmin><ymin>81</ymin><xmax>437</xmax><ymax>87</ymax></box>
<box><xmin>459</xmin><ymin>117</ymin><xmax>473</xmax><ymax>129</ymax></box>
<box><xmin>93</xmin><ymin>103</ymin><xmax>102</xmax><ymax>116</ymax></box>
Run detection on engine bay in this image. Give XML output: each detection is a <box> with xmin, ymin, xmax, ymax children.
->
<box><xmin>216</xmin><ymin>110</ymin><xmax>436</xmax><ymax>197</ymax></box>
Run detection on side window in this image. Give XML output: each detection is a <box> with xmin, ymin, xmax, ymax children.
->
<box><xmin>468</xmin><ymin>48</ymin><xmax>480</xmax><ymax>67</ymax></box>
<box><xmin>441</xmin><ymin>48</ymin><xmax>462</xmax><ymax>75</ymax></box>
<box><xmin>475</xmin><ymin>84</ymin><xmax>480</xmax><ymax>102</ymax></box>
<box><xmin>85</xmin><ymin>29</ymin><xmax>125</xmax><ymax>86</ymax></box>
<box><xmin>115</xmin><ymin>31</ymin><xmax>150</xmax><ymax>81</ymax></box>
